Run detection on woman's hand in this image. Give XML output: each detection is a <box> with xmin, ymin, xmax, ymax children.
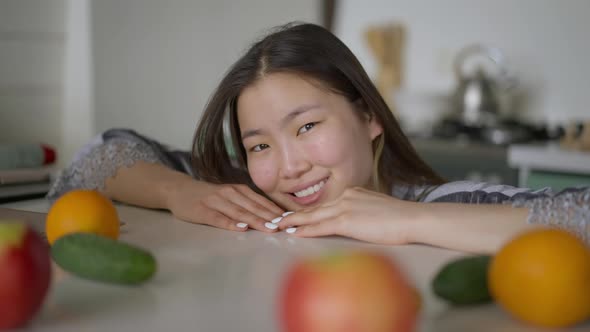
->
<box><xmin>278</xmin><ymin>186</ymin><xmax>535</xmax><ymax>253</ymax></box>
<box><xmin>278</xmin><ymin>187</ymin><xmax>420</xmax><ymax>244</ymax></box>
<box><xmin>166</xmin><ymin>180</ymin><xmax>285</xmax><ymax>232</ymax></box>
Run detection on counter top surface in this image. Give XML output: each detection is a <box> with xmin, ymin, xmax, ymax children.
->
<box><xmin>2</xmin><ymin>199</ymin><xmax>589</xmax><ymax>332</ymax></box>
<box><xmin>508</xmin><ymin>143</ymin><xmax>590</xmax><ymax>174</ymax></box>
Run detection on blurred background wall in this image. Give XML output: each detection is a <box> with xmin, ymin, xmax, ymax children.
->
<box><xmin>0</xmin><ymin>0</ymin><xmax>65</xmax><ymax>155</ymax></box>
<box><xmin>1</xmin><ymin>0</ymin><xmax>589</xmax><ymax>169</ymax></box>
<box><xmin>0</xmin><ymin>0</ymin><xmax>320</xmax><ymax>167</ymax></box>
<box><xmin>92</xmin><ymin>0</ymin><xmax>320</xmax><ymax>155</ymax></box>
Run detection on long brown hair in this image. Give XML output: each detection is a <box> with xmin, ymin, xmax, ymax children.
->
<box><xmin>192</xmin><ymin>22</ymin><xmax>444</xmax><ymax>194</ymax></box>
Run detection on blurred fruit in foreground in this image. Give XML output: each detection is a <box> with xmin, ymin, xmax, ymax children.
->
<box><xmin>51</xmin><ymin>233</ymin><xmax>156</xmax><ymax>285</ymax></box>
<box><xmin>432</xmin><ymin>255</ymin><xmax>492</xmax><ymax>306</ymax></box>
<box><xmin>0</xmin><ymin>222</ymin><xmax>51</xmax><ymax>329</ymax></box>
<box><xmin>280</xmin><ymin>251</ymin><xmax>420</xmax><ymax>332</ymax></box>
<box><xmin>45</xmin><ymin>190</ymin><xmax>120</xmax><ymax>245</ymax></box>
<box><xmin>489</xmin><ymin>228</ymin><xmax>590</xmax><ymax>328</ymax></box>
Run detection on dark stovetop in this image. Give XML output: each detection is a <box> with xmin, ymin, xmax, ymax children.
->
<box><xmin>430</xmin><ymin>118</ymin><xmax>563</xmax><ymax>146</ymax></box>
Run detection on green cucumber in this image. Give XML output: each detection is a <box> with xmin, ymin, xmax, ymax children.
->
<box><xmin>51</xmin><ymin>233</ymin><xmax>156</xmax><ymax>285</ymax></box>
<box><xmin>432</xmin><ymin>255</ymin><xmax>492</xmax><ymax>306</ymax></box>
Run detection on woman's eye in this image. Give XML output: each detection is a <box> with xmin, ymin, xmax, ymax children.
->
<box><xmin>251</xmin><ymin>144</ymin><xmax>269</xmax><ymax>152</ymax></box>
<box><xmin>297</xmin><ymin>122</ymin><xmax>316</xmax><ymax>135</ymax></box>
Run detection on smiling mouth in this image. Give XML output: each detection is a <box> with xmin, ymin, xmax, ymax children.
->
<box><xmin>291</xmin><ymin>179</ymin><xmax>327</xmax><ymax>198</ymax></box>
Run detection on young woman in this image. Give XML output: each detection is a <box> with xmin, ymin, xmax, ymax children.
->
<box><xmin>48</xmin><ymin>23</ymin><xmax>589</xmax><ymax>253</ymax></box>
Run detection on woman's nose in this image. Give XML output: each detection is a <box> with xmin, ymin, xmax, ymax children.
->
<box><xmin>279</xmin><ymin>145</ymin><xmax>311</xmax><ymax>179</ymax></box>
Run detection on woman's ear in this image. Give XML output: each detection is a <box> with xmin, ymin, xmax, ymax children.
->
<box><xmin>368</xmin><ymin>113</ymin><xmax>384</xmax><ymax>140</ymax></box>
<box><xmin>354</xmin><ymin>99</ymin><xmax>383</xmax><ymax>141</ymax></box>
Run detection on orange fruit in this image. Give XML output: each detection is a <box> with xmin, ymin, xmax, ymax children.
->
<box><xmin>45</xmin><ymin>190</ymin><xmax>120</xmax><ymax>245</ymax></box>
<box><xmin>489</xmin><ymin>228</ymin><xmax>590</xmax><ymax>328</ymax></box>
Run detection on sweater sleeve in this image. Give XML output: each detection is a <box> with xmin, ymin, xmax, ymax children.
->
<box><xmin>511</xmin><ymin>187</ymin><xmax>590</xmax><ymax>245</ymax></box>
<box><xmin>46</xmin><ymin>128</ymin><xmax>193</xmax><ymax>201</ymax></box>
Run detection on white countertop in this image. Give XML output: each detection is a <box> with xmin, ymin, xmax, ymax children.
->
<box><xmin>508</xmin><ymin>143</ymin><xmax>590</xmax><ymax>174</ymax></box>
<box><xmin>3</xmin><ymin>199</ymin><xmax>590</xmax><ymax>332</ymax></box>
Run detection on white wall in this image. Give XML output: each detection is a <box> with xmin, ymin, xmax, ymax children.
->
<box><xmin>0</xmin><ymin>0</ymin><xmax>65</xmax><ymax>148</ymax></box>
<box><xmin>92</xmin><ymin>0</ymin><xmax>320</xmax><ymax>151</ymax></box>
<box><xmin>62</xmin><ymin>0</ymin><xmax>93</xmax><ymax>169</ymax></box>
<box><xmin>0</xmin><ymin>0</ymin><xmax>92</xmax><ymax>169</ymax></box>
<box><xmin>1</xmin><ymin>0</ymin><xmax>319</xmax><ymax>166</ymax></box>
<box><xmin>334</xmin><ymin>0</ymin><xmax>590</xmax><ymax>132</ymax></box>
<box><xmin>10</xmin><ymin>1</ymin><xmax>589</xmax><ymax>166</ymax></box>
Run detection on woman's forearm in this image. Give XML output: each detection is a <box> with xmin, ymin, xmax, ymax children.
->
<box><xmin>103</xmin><ymin>161</ymin><xmax>194</xmax><ymax>210</ymax></box>
<box><xmin>410</xmin><ymin>202</ymin><xmax>536</xmax><ymax>254</ymax></box>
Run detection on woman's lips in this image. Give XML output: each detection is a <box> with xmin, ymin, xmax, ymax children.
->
<box><xmin>288</xmin><ymin>178</ymin><xmax>328</xmax><ymax>206</ymax></box>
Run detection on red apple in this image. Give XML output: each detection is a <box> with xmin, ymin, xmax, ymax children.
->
<box><xmin>0</xmin><ymin>222</ymin><xmax>52</xmax><ymax>329</ymax></box>
<box><xmin>280</xmin><ymin>251</ymin><xmax>420</xmax><ymax>332</ymax></box>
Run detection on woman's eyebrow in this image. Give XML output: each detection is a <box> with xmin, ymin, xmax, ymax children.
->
<box><xmin>279</xmin><ymin>103</ymin><xmax>321</xmax><ymax>129</ymax></box>
<box><xmin>241</xmin><ymin>103</ymin><xmax>321</xmax><ymax>140</ymax></box>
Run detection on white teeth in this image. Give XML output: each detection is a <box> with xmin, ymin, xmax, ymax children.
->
<box><xmin>294</xmin><ymin>180</ymin><xmax>325</xmax><ymax>198</ymax></box>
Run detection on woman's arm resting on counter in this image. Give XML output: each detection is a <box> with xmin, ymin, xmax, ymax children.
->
<box><xmin>103</xmin><ymin>161</ymin><xmax>193</xmax><ymax>210</ymax></box>
<box><xmin>46</xmin><ymin>131</ymin><xmax>284</xmax><ymax>232</ymax></box>
<box><xmin>103</xmin><ymin>161</ymin><xmax>284</xmax><ymax>232</ymax></box>
<box><xmin>410</xmin><ymin>202</ymin><xmax>535</xmax><ymax>254</ymax></box>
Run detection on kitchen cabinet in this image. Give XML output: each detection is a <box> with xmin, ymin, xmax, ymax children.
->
<box><xmin>411</xmin><ymin>138</ymin><xmax>519</xmax><ymax>186</ymax></box>
<box><xmin>508</xmin><ymin>144</ymin><xmax>590</xmax><ymax>191</ymax></box>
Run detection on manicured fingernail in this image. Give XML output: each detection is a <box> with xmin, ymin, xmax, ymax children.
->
<box><xmin>271</xmin><ymin>216</ymin><xmax>283</xmax><ymax>224</ymax></box>
<box><xmin>265</xmin><ymin>222</ymin><xmax>278</xmax><ymax>230</ymax></box>
<box><xmin>236</xmin><ymin>222</ymin><xmax>248</xmax><ymax>228</ymax></box>
<box><xmin>286</xmin><ymin>227</ymin><xmax>297</xmax><ymax>234</ymax></box>
<box><xmin>282</xmin><ymin>211</ymin><xmax>294</xmax><ymax>217</ymax></box>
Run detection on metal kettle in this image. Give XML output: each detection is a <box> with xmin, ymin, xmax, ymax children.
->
<box><xmin>453</xmin><ymin>45</ymin><xmax>516</xmax><ymax>127</ymax></box>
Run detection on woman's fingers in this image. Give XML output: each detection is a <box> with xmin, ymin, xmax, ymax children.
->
<box><xmin>203</xmin><ymin>191</ymin><xmax>276</xmax><ymax>232</ymax></box>
<box><xmin>168</xmin><ymin>182</ymin><xmax>284</xmax><ymax>232</ymax></box>
<box><xmin>196</xmin><ymin>210</ymin><xmax>248</xmax><ymax>232</ymax></box>
<box><xmin>208</xmin><ymin>200</ymin><xmax>273</xmax><ymax>231</ymax></box>
<box><xmin>234</xmin><ymin>185</ymin><xmax>284</xmax><ymax>216</ymax></box>
<box><xmin>227</xmin><ymin>186</ymin><xmax>284</xmax><ymax>223</ymax></box>
<box><xmin>288</xmin><ymin>218</ymin><xmax>343</xmax><ymax>238</ymax></box>
<box><xmin>278</xmin><ymin>204</ymin><xmax>340</xmax><ymax>230</ymax></box>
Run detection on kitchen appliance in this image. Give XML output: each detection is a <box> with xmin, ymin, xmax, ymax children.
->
<box><xmin>452</xmin><ymin>44</ymin><xmax>516</xmax><ymax>127</ymax></box>
<box><xmin>411</xmin><ymin>45</ymin><xmax>565</xmax><ymax>185</ymax></box>
<box><xmin>431</xmin><ymin>44</ymin><xmax>562</xmax><ymax>146</ymax></box>
<box><xmin>432</xmin><ymin>118</ymin><xmax>562</xmax><ymax>146</ymax></box>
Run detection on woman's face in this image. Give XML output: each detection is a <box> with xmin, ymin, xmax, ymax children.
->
<box><xmin>237</xmin><ymin>72</ymin><xmax>383</xmax><ymax>211</ymax></box>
